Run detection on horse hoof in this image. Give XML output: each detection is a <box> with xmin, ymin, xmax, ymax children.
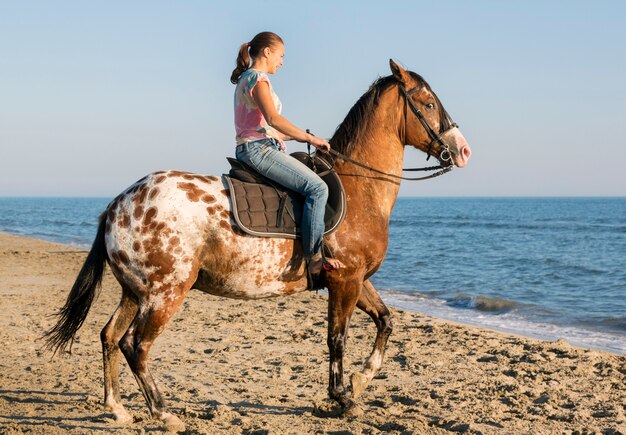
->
<box><xmin>344</xmin><ymin>402</ymin><xmax>364</xmax><ymax>418</ymax></box>
<box><xmin>106</xmin><ymin>404</ymin><xmax>133</xmax><ymax>426</ymax></box>
<box><xmin>161</xmin><ymin>412</ymin><xmax>185</xmax><ymax>433</ymax></box>
<box><xmin>312</xmin><ymin>398</ymin><xmax>343</xmax><ymax>418</ymax></box>
<box><xmin>350</xmin><ymin>372</ymin><xmax>369</xmax><ymax>399</ymax></box>
<box><xmin>113</xmin><ymin>411</ymin><xmax>133</xmax><ymax>426</ymax></box>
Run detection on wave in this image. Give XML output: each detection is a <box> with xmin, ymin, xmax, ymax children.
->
<box><xmin>447</xmin><ymin>294</ymin><xmax>521</xmax><ymax>313</ymax></box>
<box><xmin>380</xmin><ymin>289</ymin><xmax>524</xmax><ymax>314</ymax></box>
<box><xmin>584</xmin><ymin>317</ymin><xmax>626</xmax><ymax>332</ymax></box>
<box><xmin>604</xmin><ymin>318</ymin><xmax>626</xmax><ymax>331</ymax></box>
<box><xmin>377</xmin><ymin>289</ymin><xmax>626</xmax><ymax>354</ymax></box>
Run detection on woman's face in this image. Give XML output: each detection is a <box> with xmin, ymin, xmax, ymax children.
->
<box><xmin>265</xmin><ymin>43</ymin><xmax>284</xmax><ymax>74</ymax></box>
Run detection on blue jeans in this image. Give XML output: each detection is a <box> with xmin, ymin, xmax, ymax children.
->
<box><xmin>236</xmin><ymin>138</ymin><xmax>328</xmax><ymax>259</ymax></box>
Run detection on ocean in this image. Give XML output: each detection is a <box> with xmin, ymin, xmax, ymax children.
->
<box><xmin>1</xmin><ymin>197</ymin><xmax>624</xmax><ymax>354</ymax></box>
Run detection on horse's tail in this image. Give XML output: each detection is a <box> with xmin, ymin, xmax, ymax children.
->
<box><xmin>44</xmin><ymin>212</ymin><xmax>109</xmax><ymax>355</ymax></box>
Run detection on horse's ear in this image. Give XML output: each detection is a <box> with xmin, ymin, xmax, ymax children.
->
<box><xmin>389</xmin><ymin>59</ymin><xmax>410</xmax><ymax>84</ymax></box>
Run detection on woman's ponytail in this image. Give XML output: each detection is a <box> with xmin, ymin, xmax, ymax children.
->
<box><xmin>230</xmin><ymin>43</ymin><xmax>251</xmax><ymax>84</ymax></box>
<box><xmin>230</xmin><ymin>32</ymin><xmax>283</xmax><ymax>85</ymax></box>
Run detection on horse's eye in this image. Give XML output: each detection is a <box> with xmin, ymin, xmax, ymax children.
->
<box><xmin>425</xmin><ymin>103</ymin><xmax>435</xmax><ymax>110</ymax></box>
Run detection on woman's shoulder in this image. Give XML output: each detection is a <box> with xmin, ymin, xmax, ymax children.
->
<box><xmin>241</xmin><ymin>68</ymin><xmax>270</xmax><ymax>84</ymax></box>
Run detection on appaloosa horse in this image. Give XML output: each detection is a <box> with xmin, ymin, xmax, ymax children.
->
<box><xmin>46</xmin><ymin>60</ymin><xmax>471</xmax><ymax>431</ymax></box>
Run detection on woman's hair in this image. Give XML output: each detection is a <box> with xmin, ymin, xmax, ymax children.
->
<box><xmin>230</xmin><ymin>31</ymin><xmax>284</xmax><ymax>84</ymax></box>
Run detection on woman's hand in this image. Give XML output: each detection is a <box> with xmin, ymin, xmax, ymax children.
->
<box><xmin>308</xmin><ymin>134</ymin><xmax>331</xmax><ymax>153</ymax></box>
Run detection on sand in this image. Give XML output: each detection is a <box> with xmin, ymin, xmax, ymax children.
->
<box><xmin>0</xmin><ymin>232</ymin><xmax>624</xmax><ymax>434</ymax></box>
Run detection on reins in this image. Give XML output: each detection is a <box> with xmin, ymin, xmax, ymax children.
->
<box><xmin>322</xmin><ymin>147</ymin><xmax>453</xmax><ymax>181</ymax></box>
<box><xmin>306</xmin><ymin>82</ymin><xmax>458</xmax><ymax>182</ymax></box>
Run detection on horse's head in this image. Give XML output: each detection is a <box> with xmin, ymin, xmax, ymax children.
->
<box><xmin>390</xmin><ymin>60</ymin><xmax>471</xmax><ymax>168</ymax></box>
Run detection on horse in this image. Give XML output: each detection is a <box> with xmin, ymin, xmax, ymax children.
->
<box><xmin>45</xmin><ymin>60</ymin><xmax>471</xmax><ymax>431</ymax></box>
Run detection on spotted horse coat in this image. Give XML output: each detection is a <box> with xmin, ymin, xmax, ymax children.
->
<box><xmin>105</xmin><ymin>170</ymin><xmax>309</xmax><ymax>303</ymax></box>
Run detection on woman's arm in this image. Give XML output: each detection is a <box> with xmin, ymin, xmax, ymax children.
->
<box><xmin>277</xmin><ymin>131</ymin><xmax>293</xmax><ymax>142</ymax></box>
<box><xmin>252</xmin><ymin>81</ymin><xmax>330</xmax><ymax>151</ymax></box>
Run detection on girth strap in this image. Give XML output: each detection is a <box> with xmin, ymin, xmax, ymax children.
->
<box><xmin>276</xmin><ymin>191</ymin><xmax>288</xmax><ymax>227</ymax></box>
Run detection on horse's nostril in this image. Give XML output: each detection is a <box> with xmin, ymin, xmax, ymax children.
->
<box><xmin>462</xmin><ymin>146</ymin><xmax>472</xmax><ymax>160</ymax></box>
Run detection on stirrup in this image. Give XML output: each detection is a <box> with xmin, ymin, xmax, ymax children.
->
<box><xmin>305</xmin><ymin>259</ymin><xmax>325</xmax><ymax>291</ymax></box>
<box><xmin>305</xmin><ymin>240</ymin><xmax>333</xmax><ymax>291</ymax></box>
<box><xmin>322</xmin><ymin>259</ymin><xmax>338</xmax><ymax>272</ymax></box>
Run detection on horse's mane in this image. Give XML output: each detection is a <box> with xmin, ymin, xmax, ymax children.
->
<box><xmin>329</xmin><ymin>71</ymin><xmax>438</xmax><ymax>156</ymax></box>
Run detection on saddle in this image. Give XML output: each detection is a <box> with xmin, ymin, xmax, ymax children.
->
<box><xmin>223</xmin><ymin>152</ymin><xmax>346</xmax><ymax>239</ymax></box>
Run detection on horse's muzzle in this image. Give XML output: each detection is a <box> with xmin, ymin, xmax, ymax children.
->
<box><xmin>442</xmin><ymin>127</ymin><xmax>471</xmax><ymax>168</ymax></box>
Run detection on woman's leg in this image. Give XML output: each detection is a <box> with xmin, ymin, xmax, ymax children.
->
<box><xmin>236</xmin><ymin>139</ymin><xmax>328</xmax><ymax>258</ymax></box>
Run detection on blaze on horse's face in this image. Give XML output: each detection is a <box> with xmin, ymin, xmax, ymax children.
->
<box><xmin>390</xmin><ymin>60</ymin><xmax>472</xmax><ymax>168</ymax></box>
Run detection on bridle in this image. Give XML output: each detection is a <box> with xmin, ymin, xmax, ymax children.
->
<box><xmin>314</xmin><ymin>82</ymin><xmax>460</xmax><ymax>182</ymax></box>
<box><xmin>398</xmin><ymin>84</ymin><xmax>458</xmax><ymax>166</ymax></box>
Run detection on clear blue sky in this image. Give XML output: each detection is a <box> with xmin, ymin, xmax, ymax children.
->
<box><xmin>1</xmin><ymin>1</ymin><xmax>625</xmax><ymax>197</ymax></box>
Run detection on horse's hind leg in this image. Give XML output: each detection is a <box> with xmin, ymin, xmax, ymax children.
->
<box><xmin>351</xmin><ymin>279</ymin><xmax>393</xmax><ymax>399</ymax></box>
<box><xmin>119</xmin><ymin>287</ymin><xmax>189</xmax><ymax>432</ymax></box>
<box><xmin>100</xmin><ymin>286</ymin><xmax>137</xmax><ymax>424</ymax></box>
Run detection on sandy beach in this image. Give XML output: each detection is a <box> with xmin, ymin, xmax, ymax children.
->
<box><xmin>0</xmin><ymin>232</ymin><xmax>624</xmax><ymax>434</ymax></box>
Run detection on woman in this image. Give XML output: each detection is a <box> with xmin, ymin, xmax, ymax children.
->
<box><xmin>230</xmin><ymin>31</ymin><xmax>345</xmax><ymax>275</ymax></box>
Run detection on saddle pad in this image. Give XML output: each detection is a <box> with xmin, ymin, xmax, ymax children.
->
<box><xmin>224</xmin><ymin>152</ymin><xmax>346</xmax><ymax>239</ymax></box>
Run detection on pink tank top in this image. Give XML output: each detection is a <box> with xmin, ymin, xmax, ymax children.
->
<box><xmin>234</xmin><ymin>69</ymin><xmax>285</xmax><ymax>150</ymax></box>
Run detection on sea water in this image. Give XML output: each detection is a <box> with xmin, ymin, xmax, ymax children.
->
<box><xmin>373</xmin><ymin>197</ymin><xmax>626</xmax><ymax>354</ymax></box>
<box><xmin>1</xmin><ymin>197</ymin><xmax>624</xmax><ymax>354</ymax></box>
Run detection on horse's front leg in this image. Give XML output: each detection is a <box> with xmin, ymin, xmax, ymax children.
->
<box><xmin>351</xmin><ymin>279</ymin><xmax>393</xmax><ymax>399</ymax></box>
<box><xmin>326</xmin><ymin>277</ymin><xmax>362</xmax><ymax>415</ymax></box>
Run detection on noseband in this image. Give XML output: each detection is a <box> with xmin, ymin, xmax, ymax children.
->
<box><xmin>399</xmin><ymin>84</ymin><xmax>458</xmax><ymax>166</ymax></box>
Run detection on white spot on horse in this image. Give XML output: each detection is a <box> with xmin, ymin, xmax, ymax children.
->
<box><xmin>150</xmin><ymin>294</ymin><xmax>165</xmax><ymax>311</ymax></box>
